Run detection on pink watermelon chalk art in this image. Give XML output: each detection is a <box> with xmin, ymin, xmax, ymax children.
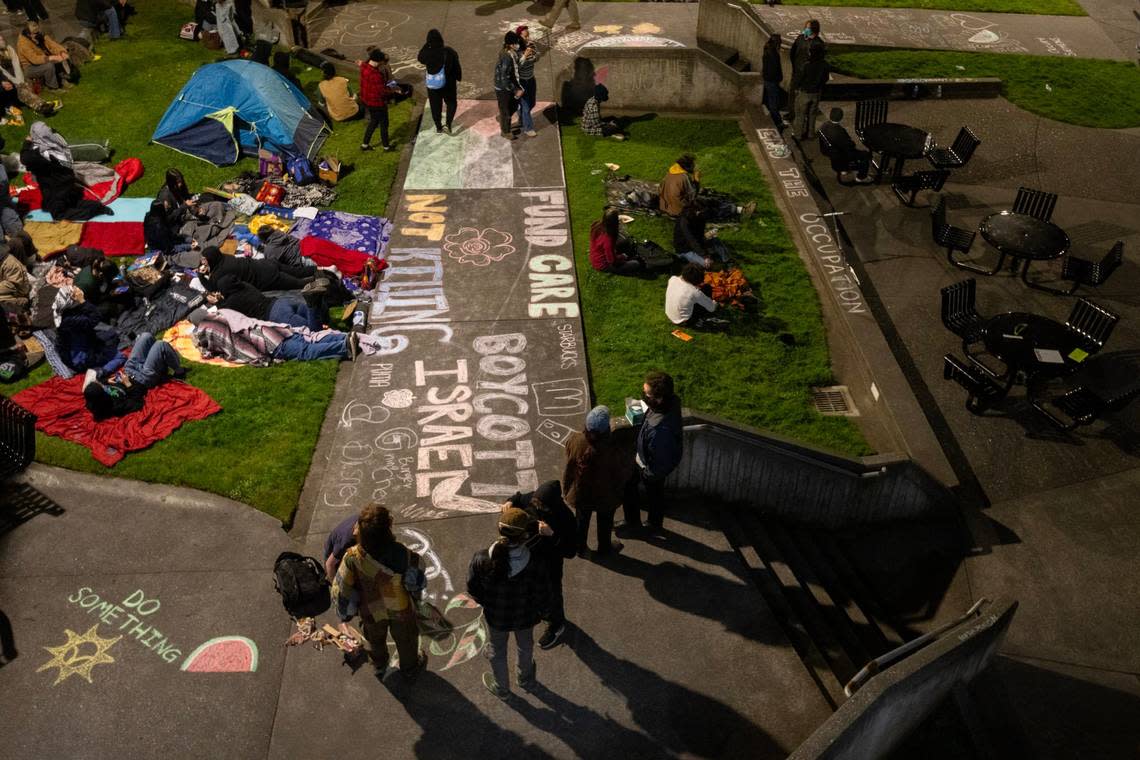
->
<box><xmin>180</xmin><ymin>636</ymin><xmax>259</xmax><ymax>673</ymax></box>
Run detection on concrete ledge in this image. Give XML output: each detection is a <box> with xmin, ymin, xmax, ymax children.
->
<box><xmin>825</xmin><ymin>77</ymin><xmax>1004</xmax><ymax>101</ymax></box>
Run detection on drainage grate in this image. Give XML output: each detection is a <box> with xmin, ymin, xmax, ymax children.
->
<box><xmin>811</xmin><ymin>386</ymin><xmax>859</xmax><ymax>417</ymax></box>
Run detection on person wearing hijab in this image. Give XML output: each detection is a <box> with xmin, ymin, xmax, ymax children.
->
<box><xmin>417</xmin><ymin>28</ymin><xmax>461</xmax><ymax>134</ymax></box>
<box><xmin>156</xmin><ymin>168</ymin><xmax>196</xmax><ymax>224</ymax></box>
<box><xmin>20</xmin><ymin>122</ymin><xmax>111</xmax><ymax>221</ymax></box>
<box><xmin>196</xmin><ymin>245</ymin><xmax>317</xmax><ymax>292</ymax></box>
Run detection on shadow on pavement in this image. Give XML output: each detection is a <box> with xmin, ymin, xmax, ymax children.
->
<box><xmin>0</xmin><ymin>484</ymin><xmax>65</xmax><ymax>538</ymax></box>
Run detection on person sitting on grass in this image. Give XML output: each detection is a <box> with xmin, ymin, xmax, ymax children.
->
<box><xmin>157</xmin><ymin>168</ymin><xmax>197</xmax><ymax>223</ymax></box>
<box><xmin>0</xmin><ymin>34</ymin><xmax>61</xmax><ymax>118</ymax></box>
<box><xmin>17</xmin><ymin>22</ymin><xmax>72</xmax><ymax>92</ymax></box>
<box><xmin>665</xmin><ymin>263</ymin><xmax>727</xmax><ymax>330</ymax></box>
<box><xmin>588</xmin><ymin>208</ymin><xmax>643</xmax><ymax>275</ymax></box>
<box><xmin>82</xmin><ymin>332</ymin><xmax>186</xmax><ymax>421</ymax></box>
<box><xmin>318</xmin><ymin>61</ymin><xmax>362</xmax><ymax>122</ymax></box>
<box><xmin>75</xmin><ymin>0</ymin><xmax>123</xmax><ymax>40</ymax></box>
<box><xmin>580</xmin><ymin>84</ymin><xmax>625</xmax><ymax>141</ymax></box>
<box><xmin>674</xmin><ymin>203</ymin><xmax>730</xmax><ymax>270</ymax></box>
<box><xmin>660</xmin><ymin>154</ymin><xmax>756</xmax><ymax>221</ymax></box>
<box><xmin>818</xmin><ymin>107</ymin><xmax>874</xmax><ymax>184</ymax></box>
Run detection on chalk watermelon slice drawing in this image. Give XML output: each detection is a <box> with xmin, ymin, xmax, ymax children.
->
<box><xmin>181</xmin><ymin>636</ymin><xmax>259</xmax><ymax>673</ymax></box>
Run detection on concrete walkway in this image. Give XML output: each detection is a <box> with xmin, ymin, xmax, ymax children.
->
<box><xmin>757</xmin><ymin>3</ymin><xmax>1131</xmax><ymax>59</ymax></box>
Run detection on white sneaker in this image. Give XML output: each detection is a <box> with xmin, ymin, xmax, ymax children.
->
<box><xmin>525</xmin><ymin>130</ymin><xmax>537</xmax><ymax>137</ymax></box>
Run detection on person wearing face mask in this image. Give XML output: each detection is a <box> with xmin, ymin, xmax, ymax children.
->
<box><xmin>785</xmin><ymin>19</ymin><xmax>822</xmax><ymax>123</ymax></box>
<box><xmin>620</xmin><ymin>370</ymin><xmax>684</xmax><ymax>535</ymax></box>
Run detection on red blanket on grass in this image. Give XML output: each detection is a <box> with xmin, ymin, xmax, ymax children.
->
<box><xmin>12</xmin><ymin>375</ymin><xmax>221</xmax><ymax>467</ymax></box>
<box><xmin>300</xmin><ymin>236</ymin><xmax>383</xmax><ymax>277</ymax></box>
<box><xmin>78</xmin><ymin>221</ymin><xmax>145</xmax><ymax>255</ymax></box>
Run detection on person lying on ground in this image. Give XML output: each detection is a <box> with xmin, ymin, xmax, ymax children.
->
<box><xmin>54</xmin><ymin>286</ymin><xmax>120</xmax><ymax>371</ymax></box>
<box><xmin>20</xmin><ymin>122</ymin><xmax>111</xmax><ymax>221</ymax></box>
<box><xmin>588</xmin><ymin>208</ymin><xmax>644</xmax><ymax>275</ymax></box>
<box><xmin>256</xmin><ymin>227</ymin><xmax>315</xmax><ymax>268</ymax></box>
<box><xmin>318</xmin><ymin>61</ymin><xmax>362</xmax><ymax>122</ymax></box>
<box><xmin>194</xmin><ymin>306</ymin><xmax>359</xmax><ymax>365</ymax></box>
<box><xmin>818</xmin><ymin>107</ymin><xmax>873</xmax><ymax>184</ymax></box>
<box><xmin>197</xmin><ymin>244</ymin><xmax>317</xmax><ymax>293</ymax></box>
<box><xmin>206</xmin><ymin>275</ymin><xmax>327</xmax><ymax>332</ymax></box>
<box><xmin>674</xmin><ymin>204</ymin><xmax>730</xmax><ymax>270</ymax></box>
<box><xmin>580</xmin><ymin>84</ymin><xmax>624</xmax><ymax>141</ymax></box>
<box><xmin>82</xmin><ymin>332</ymin><xmax>185</xmax><ymax>420</ymax></box>
<box><xmin>665</xmin><ymin>263</ymin><xmax>727</xmax><ymax>330</ymax></box>
<box><xmin>17</xmin><ymin>22</ymin><xmax>72</xmax><ymax>92</ymax></box>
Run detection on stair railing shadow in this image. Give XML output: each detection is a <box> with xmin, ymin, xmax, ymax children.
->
<box><xmin>0</xmin><ymin>484</ymin><xmax>65</xmax><ymax>538</ymax></box>
<box><xmin>0</xmin><ymin>610</ymin><xmax>15</xmax><ymax>667</ymax></box>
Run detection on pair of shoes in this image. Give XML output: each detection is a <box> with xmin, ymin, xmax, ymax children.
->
<box><xmin>614</xmin><ymin>521</ymin><xmax>643</xmax><ymax>538</ymax></box>
<box><xmin>483</xmin><ymin>672</ymin><xmax>511</xmax><ymax>700</ymax></box>
<box><xmin>435</xmin><ymin>126</ymin><xmax>443</xmax><ymax>134</ymax></box>
<box><xmin>383</xmin><ymin>143</ymin><xmax>396</xmax><ymax>152</ymax></box>
<box><xmin>537</xmin><ymin>622</ymin><xmax>565</xmax><ymax>650</ymax></box>
<box><xmin>525</xmin><ymin>129</ymin><xmax>537</xmax><ymax>138</ymax></box>
<box><xmin>518</xmin><ymin>661</ymin><xmax>538</xmax><ymax>690</ymax></box>
<box><xmin>854</xmin><ymin>175</ymin><xmax>875</xmax><ymax>185</ymax></box>
<box><xmin>360</xmin><ymin>143</ymin><xmax>373</xmax><ymax>151</ymax></box>
<box><xmin>401</xmin><ymin>650</ymin><xmax>428</xmax><ymax>680</ymax></box>
<box><xmin>301</xmin><ymin>278</ymin><xmax>329</xmax><ymax>295</ymax></box>
<box><xmin>595</xmin><ymin>540</ymin><xmax>624</xmax><ymax>557</ymax></box>
<box><xmin>740</xmin><ymin>200</ymin><xmax>757</xmax><ymax>220</ymax></box>
<box><xmin>346</xmin><ymin>331</ymin><xmax>359</xmax><ymax>361</ymax></box>
<box><xmin>501</xmin><ymin>132</ymin><xmax>516</xmax><ymax>140</ymax></box>
<box><xmin>444</xmin><ymin>125</ymin><xmax>452</xmax><ymax>134</ymax></box>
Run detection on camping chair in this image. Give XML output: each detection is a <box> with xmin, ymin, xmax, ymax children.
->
<box><xmin>943</xmin><ymin>354</ymin><xmax>1007</xmax><ymax>414</ymax></box>
<box><xmin>927</xmin><ymin>127</ymin><xmax>981</xmax><ymax>171</ymax></box>
<box><xmin>1032</xmin><ymin>383</ymin><xmax>1140</xmax><ymax>431</ymax></box>
<box><xmin>1057</xmin><ymin>241</ymin><xmax>1124</xmax><ymax>296</ymax></box>
<box><xmin>892</xmin><ymin>169</ymin><xmax>949</xmax><ymax>207</ymax></box>
<box><xmin>932</xmin><ymin>195</ymin><xmax>993</xmax><ymax>273</ymax></box>
<box><xmin>1011</xmin><ymin>187</ymin><xmax>1058</xmax><ymax>222</ymax></box>
<box><xmin>1064</xmin><ymin>298</ymin><xmax>1119</xmax><ymax>354</ymax></box>
<box><xmin>854</xmin><ymin>99</ymin><xmax>888</xmax><ymax>141</ymax></box>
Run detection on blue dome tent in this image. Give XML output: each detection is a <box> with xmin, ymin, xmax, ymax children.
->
<box><xmin>152</xmin><ymin>60</ymin><xmax>328</xmax><ymax>166</ymax></box>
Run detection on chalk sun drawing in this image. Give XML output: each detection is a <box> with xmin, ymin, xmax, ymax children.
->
<box><xmin>381</xmin><ymin>389</ymin><xmax>415</xmax><ymax>408</ymax></box>
<box><xmin>38</xmin><ymin>625</ymin><xmax>120</xmax><ymax>686</ymax></box>
<box><xmin>443</xmin><ymin>227</ymin><xmax>516</xmax><ymax>267</ymax></box>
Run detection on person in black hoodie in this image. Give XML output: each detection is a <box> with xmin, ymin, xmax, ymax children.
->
<box><xmin>207</xmin><ymin>275</ymin><xmax>326</xmax><ymax>331</ymax></box>
<box><xmin>508</xmin><ymin>480</ymin><xmax>576</xmax><ymax>650</ymax></box>
<box><xmin>417</xmin><ymin>28</ymin><xmax>461</xmax><ymax>135</ymax></box>
<box><xmin>621</xmin><ymin>370</ymin><xmax>684</xmax><ymax>534</ymax></box>
<box><xmin>761</xmin><ymin>33</ymin><xmax>784</xmax><ymax>131</ymax></box>
<box><xmin>792</xmin><ymin>39</ymin><xmax>829</xmax><ymax>141</ymax></box>
<box><xmin>197</xmin><ymin>245</ymin><xmax>316</xmax><ymax>292</ymax></box>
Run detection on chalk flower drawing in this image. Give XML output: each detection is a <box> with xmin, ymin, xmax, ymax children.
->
<box><xmin>38</xmin><ymin>625</ymin><xmax>121</xmax><ymax>686</ymax></box>
<box><xmin>443</xmin><ymin>227</ymin><xmax>515</xmax><ymax>267</ymax></box>
<box><xmin>381</xmin><ymin>389</ymin><xmax>415</xmax><ymax>408</ymax></box>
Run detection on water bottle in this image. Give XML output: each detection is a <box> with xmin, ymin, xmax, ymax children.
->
<box><xmin>351</xmin><ymin>309</ymin><xmax>366</xmax><ymax>333</ymax></box>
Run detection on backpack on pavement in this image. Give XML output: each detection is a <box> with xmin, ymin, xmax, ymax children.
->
<box><xmin>273</xmin><ymin>552</ymin><xmax>331</xmax><ymax>619</ymax></box>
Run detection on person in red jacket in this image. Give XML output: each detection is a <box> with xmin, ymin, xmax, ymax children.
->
<box><xmin>356</xmin><ymin>49</ymin><xmax>392</xmax><ymax>151</ymax></box>
<box><xmin>588</xmin><ymin>209</ymin><xmax>644</xmax><ymax>275</ymax></box>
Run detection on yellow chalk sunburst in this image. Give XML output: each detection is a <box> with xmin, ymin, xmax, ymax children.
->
<box><xmin>37</xmin><ymin>625</ymin><xmax>121</xmax><ymax>686</ymax></box>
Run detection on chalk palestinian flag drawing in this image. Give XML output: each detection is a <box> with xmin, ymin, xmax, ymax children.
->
<box><xmin>181</xmin><ymin>636</ymin><xmax>259</xmax><ymax>673</ymax></box>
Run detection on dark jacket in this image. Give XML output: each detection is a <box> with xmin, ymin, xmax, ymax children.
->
<box><xmin>761</xmin><ymin>47</ymin><xmax>783</xmax><ymax>84</ymax></box>
<box><xmin>789</xmin><ymin>34</ymin><xmax>823</xmax><ymax>75</ymax></box>
<box><xmin>493</xmin><ymin>49</ymin><xmax>519</xmax><ymax>92</ymax></box>
<box><xmin>819</xmin><ymin>121</ymin><xmax>862</xmax><ymax>170</ymax></box>
<box><xmin>57</xmin><ymin>302</ymin><xmax>119</xmax><ymax>371</ymax></box>
<box><xmin>215</xmin><ymin>278</ymin><xmax>273</xmax><ymax>321</ymax></box>
<box><xmin>673</xmin><ymin>213</ymin><xmax>707</xmax><ymax>255</ymax></box>
<box><xmin>258</xmin><ymin>229</ymin><xmax>305</xmax><ymax>268</ymax></box>
<box><xmin>637</xmin><ymin>395</ymin><xmax>684</xmax><ymax>481</ymax></box>
<box><xmin>794</xmin><ymin>57</ymin><xmax>830</xmax><ymax>94</ymax></box>
<box><xmin>466</xmin><ymin>548</ymin><xmax>551</xmax><ymax>631</ymax></box>
<box><xmin>20</xmin><ymin>144</ymin><xmax>108</xmax><ymax>222</ymax></box>
<box><xmin>193</xmin><ymin>0</ymin><xmax>216</xmax><ymax>26</ymax></box>
<box><xmin>510</xmin><ymin>480</ymin><xmax>578</xmax><ymax>560</ymax></box>
<box><xmin>562</xmin><ymin>429</ymin><xmax>635</xmax><ymax>510</ymax></box>
<box><xmin>202</xmin><ymin>246</ymin><xmax>313</xmax><ymax>292</ymax></box>
<box><xmin>417</xmin><ymin>43</ymin><xmax>462</xmax><ymax>87</ymax></box>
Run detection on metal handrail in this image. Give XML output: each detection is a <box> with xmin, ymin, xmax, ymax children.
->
<box><xmin>843</xmin><ymin>597</ymin><xmax>989</xmax><ymax>697</ymax></box>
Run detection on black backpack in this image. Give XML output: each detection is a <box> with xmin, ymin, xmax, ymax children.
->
<box><xmin>273</xmin><ymin>552</ymin><xmax>331</xmax><ymax>619</ymax></box>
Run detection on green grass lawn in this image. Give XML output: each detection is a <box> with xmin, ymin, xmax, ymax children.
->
<box><xmin>830</xmin><ymin>50</ymin><xmax>1140</xmax><ymax>129</ymax></box>
<box><xmin>562</xmin><ymin>118</ymin><xmax>869</xmax><ymax>456</ymax></box>
<box><xmin>773</xmin><ymin>0</ymin><xmax>1085</xmax><ymax>15</ymax></box>
<box><xmin>0</xmin><ymin>0</ymin><xmax>411</xmax><ymax>523</ymax></box>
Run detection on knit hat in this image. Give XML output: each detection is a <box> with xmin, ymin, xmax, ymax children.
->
<box><xmin>585</xmin><ymin>405</ymin><xmax>610</xmax><ymax>433</ymax></box>
<box><xmin>515</xmin><ymin>24</ymin><xmax>528</xmax><ymax>35</ymax></box>
<box><xmin>498</xmin><ymin>506</ymin><xmax>534</xmax><ymax>538</ymax></box>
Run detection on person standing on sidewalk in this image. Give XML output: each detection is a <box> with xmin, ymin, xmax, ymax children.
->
<box><xmin>509</xmin><ymin>480</ymin><xmax>577</xmax><ymax>650</ymax></box>
<box><xmin>417</xmin><ymin>28</ymin><xmax>461</xmax><ymax>134</ymax></box>
<box><xmin>793</xmin><ymin>40</ymin><xmax>829</xmax><ymax>141</ymax></box>
<box><xmin>332</xmin><ymin>504</ymin><xmax>427</xmax><ymax>680</ymax></box>
<box><xmin>514</xmin><ymin>25</ymin><xmax>539</xmax><ymax>137</ymax></box>
<box><xmin>761</xmin><ymin>33</ymin><xmax>785</xmax><ymax>131</ymax></box>
<box><xmin>493</xmin><ymin>31</ymin><xmax>522</xmax><ymax>140</ymax></box>
<box><xmin>467</xmin><ymin>506</ymin><xmax>551</xmax><ymax>699</ymax></box>
<box><xmin>564</xmin><ymin>405</ymin><xmax>636</xmax><ymax>556</ymax></box>
<box><xmin>357</xmin><ymin>49</ymin><xmax>393</xmax><ymax>151</ymax></box>
<box><xmin>540</xmin><ymin>0</ymin><xmax>580</xmax><ymax>31</ymax></box>
<box><xmin>621</xmin><ymin>371</ymin><xmax>684</xmax><ymax>534</ymax></box>
<box><xmin>785</xmin><ymin>19</ymin><xmax>822</xmax><ymax>123</ymax></box>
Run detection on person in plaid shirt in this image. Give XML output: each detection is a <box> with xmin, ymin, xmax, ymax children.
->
<box><xmin>580</xmin><ymin>84</ymin><xmax>624</xmax><ymax>141</ymax></box>
<box><xmin>467</xmin><ymin>506</ymin><xmax>552</xmax><ymax>699</ymax></box>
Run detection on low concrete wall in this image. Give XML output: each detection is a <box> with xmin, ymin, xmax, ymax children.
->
<box><xmin>696</xmin><ymin>0</ymin><xmax>772</xmax><ymax>70</ymax></box>
<box><xmin>670</xmin><ymin>412</ymin><xmax>955</xmax><ymax>527</ymax></box>
<box><xmin>825</xmin><ymin>77</ymin><xmax>1003</xmax><ymax>101</ymax></box>
<box><xmin>789</xmin><ymin>599</ymin><xmax>1018</xmax><ymax>760</ymax></box>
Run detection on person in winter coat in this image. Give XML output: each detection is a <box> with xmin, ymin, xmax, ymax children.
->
<box><xmin>514</xmin><ymin>25</ymin><xmax>539</xmax><ymax>137</ymax></box>
<box><xmin>588</xmin><ymin>209</ymin><xmax>643</xmax><ymax>275</ymax></box>
<box><xmin>508</xmin><ymin>480</ymin><xmax>577</xmax><ymax>650</ymax></box>
<box><xmin>197</xmin><ymin>245</ymin><xmax>316</xmax><ymax>293</ymax></box>
<box><xmin>21</xmin><ymin>123</ymin><xmax>111</xmax><ymax>222</ymax></box>
<box><xmin>563</xmin><ymin>405</ymin><xmax>637</xmax><ymax>556</ymax></box>
<box><xmin>357</xmin><ymin>49</ymin><xmax>392</xmax><ymax>151</ymax></box>
<box><xmin>621</xmin><ymin>370</ymin><xmax>684</xmax><ymax>533</ymax></box>
<box><xmin>785</xmin><ymin>19</ymin><xmax>823</xmax><ymax>122</ymax></box>
<box><xmin>332</xmin><ymin>503</ymin><xmax>428</xmax><ymax>679</ymax></box>
<box><xmin>493</xmin><ymin>31</ymin><xmax>522</xmax><ymax>140</ymax></box>
<box><xmin>658</xmin><ymin>154</ymin><xmax>699</xmax><ymax>217</ymax></box>
<box><xmin>467</xmin><ymin>506</ymin><xmax>551</xmax><ymax>699</ymax></box>
<box><xmin>761</xmin><ymin>33</ymin><xmax>784</xmax><ymax>131</ymax></box>
<box><xmin>17</xmin><ymin>22</ymin><xmax>71</xmax><ymax>91</ymax></box>
<box><xmin>417</xmin><ymin>28</ymin><xmax>461</xmax><ymax>134</ymax></box>
<box><xmin>54</xmin><ymin>288</ymin><xmax>119</xmax><ymax>372</ymax></box>
<box><xmin>792</xmin><ymin>39</ymin><xmax>829</xmax><ymax>141</ymax></box>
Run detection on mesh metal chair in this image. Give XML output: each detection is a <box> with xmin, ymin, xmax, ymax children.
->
<box><xmin>893</xmin><ymin>169</ymin><xmax>950</xmax><ymax>207</ymax></box>
<box><xmin>1064</xmin><ymin>298</ymin><xmax>1119</xmax><ymax>353</ymax></box>
<box><xmin>943</xmin><ymin>354</ymin><xmax>1007</xmax><ymax>414</ymax></box>
<box><xmin>927</xmin><ymin>127</ymin><xmax>981</xmax><ymax>170</ymax></box>
<box><xmin>0</xmin><ymin>396</ymin><xmax>36</xmax><ymax>482</ymax></box>
<box><xmin>1059</xmin><ymin>241</ymin><xmax>1124</xmax><ymax>295</ymax></box>
<box><xmin>854</xmin><ymin>99</ymin><xmax>889</xmax><ymax>140</ymax></box>
<box><xmin>940</xmin><ymin>278</ymin><xmax>986</xmax><ymax>342</ymax></box>
<box><xmin>1012</xmin><ymin>187</ymin><xmax>1058</xmax><ymax>222</ymax></box>
<box><xmin>932</xmin><ymin>195</ymin><xmax>995</xmax><ymax>273</ymax></box>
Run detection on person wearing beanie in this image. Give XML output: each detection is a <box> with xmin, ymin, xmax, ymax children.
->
<box><xmin>466</xmin><ymin>505</ymin><xmax>551</xmax><ymax>699</ymax></box>
<box><xmin>417</xmin><ymin>28</ymin><xmax>462</xmax><ymax>134</ymax></box>
<box><xmin>356</xmin><ymin>48</ymin><xmax>393</xmax><ymax>151</ymax></box>
<box><xmin>508</xmin><ymin>480</ymin><xmax>577</xmax><ymax>650</ymax></box>
<box><xmin>493</xmin><ymin>32</ymin><xmax>523</xmax><ymax>140</ymax></box>
<box><xmin>563</xmin><ymin>405</ymin><xmax>637</xmax><ymax>556</ymax></box>
<box><xmin>580</xmin><ymin>83</ymin><xmax>624</xmax><ymax>141</ymax></box>
<box><xmin>818</xmin><ymin>107</ymin><xmax>873</xmax><ymax>184</ymax></box>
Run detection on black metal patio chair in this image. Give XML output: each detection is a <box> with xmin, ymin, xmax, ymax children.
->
<box><xmin>854</xmin><ymin>98</ymin><xmax>888</xmax><ymax>141</ymax></box>
<box><xmin>1064</xmin><ymin>298</ymin><xmax>1119</xmax><ymax>353</ymax></box>
<box><xmin>1059</xmin><ymin>241</ymin><xmax>1124</xmax><ymax>296</ymax></box>
<box><xmin>893</xmin><ymin>169</ymin><xmax>950</xmax><ymax>207</ymax></box>
<box><xmin>943</xmin><ymin>354</ymin><xmax>1007</xmax><ymax>414</ymax></box>
<box><xmin>1032</xmin><ymin>383</ymin><xmax>1140</xmax><ymax>431</ymax></box>
<box><xmin>1012</xmin><ymin>187</ymin><xmax>1058</xmax><ymax>222</ymax></box>
<box><xmin>927</xmin><ymin>127</ymin><xmax>981</xmax><ymax>171</ymax></box>
<box><xmin>940</xmin><ymin>278</ymin><xmax>986</xmax><ymax>342</ymax></box>
<box><xmin>932</xmin><ymin>195</ymin><xmax>995</xmax><ymax>273</ymax></box>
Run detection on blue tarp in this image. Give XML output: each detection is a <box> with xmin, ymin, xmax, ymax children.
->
<box><xmin>152</xmin><ymin>60</ymin><xmax>328</xmax><ymax>166</ymax></box>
